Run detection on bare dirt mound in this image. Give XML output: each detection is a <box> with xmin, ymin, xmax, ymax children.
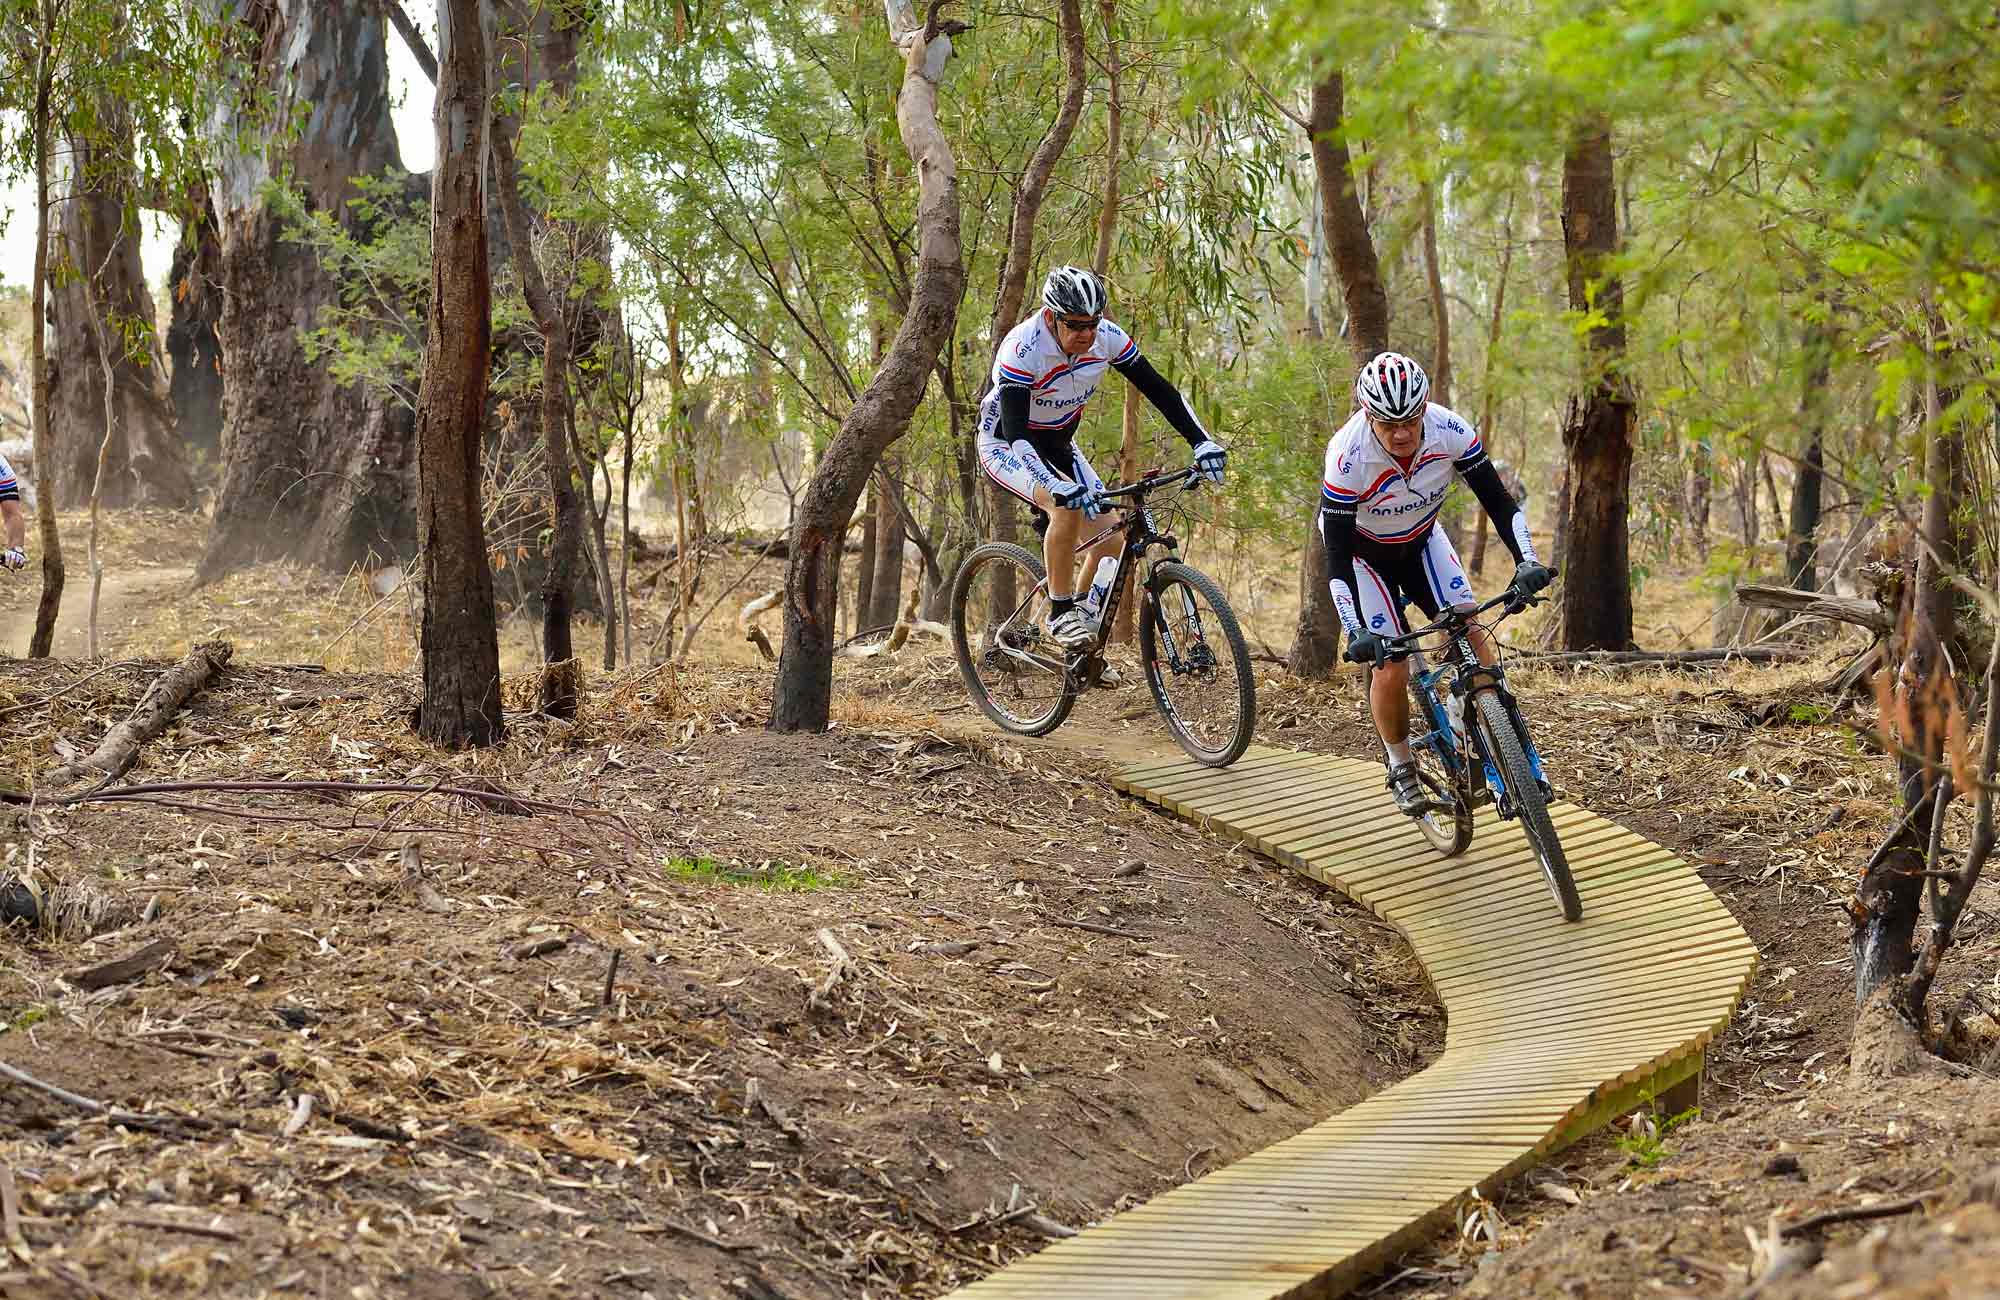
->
<box><xmin>0</xmin><ymin>657</ymin><xmax>1438</xmax><ymax>1299</ymax></box>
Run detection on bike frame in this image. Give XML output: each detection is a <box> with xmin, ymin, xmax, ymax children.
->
<box><xmin>980</xmin><ymin>467</ymin><xmax>1200</xmax><ymax>681</ymax></box>
<box><xmin>1383</xmin><ymin>594</ymin><xmax>1550</xmax><ymax>821</ymax></box>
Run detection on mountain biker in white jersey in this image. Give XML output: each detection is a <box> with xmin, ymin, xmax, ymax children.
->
<box><xmin>1320</xmin><ymin>352</ymin><xmax>1552</xmax><ymax>815</ymax></box>
<box><xmin>977</xmin><ymin>266</ymin><xmax>1226</xmax><ymax>649</ymax></box>
<box><xmin>0</xmin><ymin>452</ymin><xmax>27</xmax><ymax>571</ymax></box>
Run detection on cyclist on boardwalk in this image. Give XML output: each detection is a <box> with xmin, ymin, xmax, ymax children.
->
<box><xmin>977</xmin><ymin>266</ymin><xmax>1226</xmax><ymax>648</ymax></box>
<box><xmin>1321</xmin><ymin>352</ymin><xmax>1551</xmax><ymax>815</ymax></box>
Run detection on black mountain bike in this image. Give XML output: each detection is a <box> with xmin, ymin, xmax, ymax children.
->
<box><xmin>1366</xmin><ymin>575</ymin><xmax>1580</xmax><ymax>922</ymax></box>
<box><xmin>950</xmin><ymin>466</ymin><xmax>1255</xmax><ymax>767</ymax></box>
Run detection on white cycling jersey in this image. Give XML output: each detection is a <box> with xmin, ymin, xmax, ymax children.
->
<box><xmin>0</xmin><ymin>452</ymin><xmax>19</xmax><ymax>504</ymax></box>
<box><xmin>975</xmin><ymin>312</ymin><xmax>1140</xmax><ymax>450</ymax></box>
<box><xmin>1320</xmin><ymin>402</ymin><xmax>1487</xmax><ymax>544</ymax></box>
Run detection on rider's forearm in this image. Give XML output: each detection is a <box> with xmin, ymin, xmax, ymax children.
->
<box><xmin>1460</xmin><ymin>459</ymin><xmax>1537</xmax><ymax>565</ymax></box>
<box><xmin>0</xmin><ymin>500</ymin><xmax>23</xmax><ymax>551</ymax></box>
<box><xmin>1114</xmin><ymin>353</ymin><xmax>1210</xmax><ymax>449</ymax></box>
<box><xmin>998</xmin><ymin>384</ymin><xmax>1033</xmax><ymax>444</ymax></box>
<box><xmin>1318</xmin><ymin>503</ymin><xmax>1363</xmax><ymax>632</ymax></box>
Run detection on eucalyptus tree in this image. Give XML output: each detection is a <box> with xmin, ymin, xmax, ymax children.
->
<box><xmin>194</xmin><ymin>0</ymin><xmax>418</xmax><ymax>585</ymax></box>
<box><xmin>413</xmin><ymin>0</ymin><xmax>505</xmax><ymax>749</ymax></box>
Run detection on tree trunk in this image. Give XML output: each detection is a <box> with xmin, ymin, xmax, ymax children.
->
<box><xmin>1419</xmin><ymin>162</ymin><xmax>1451</xmax><ymax>408</ymax></box>
<box><xmin>26</xmin><ymin>0</ymin><xmax>64</xmax><ymax>658</ymax></box>
<box><xmin>1556</xmin><ymin>117</ymin><xmax>1635</xmax><ymax>652</ymax></box>
<box><xmin>165</xmin><ymin>182</ymin><xmax>225</xmax><ymax>467</ymax></box>
<box><xmin>1290</xmin><ymin>65</ymin><xmax>1388</xmax><ymax>678</ymax></box>
<box><xmin>1468</xmin><ymin>191</ymin><xmax>1515</xmax><ymax>579</ymax></box>
<box><xmin>855</xmin><ymin>482</ymin><xmax>878</xmax><ymax>634</ymax></box>
<box><xmin>1094</xmin><ymin>0</ymin><xmax>1140</xmax><ymax>643</ymax></box>
<box><xmin>493</xmin><ymin>107</ymin><xmax>582</xmax><ymax>718</ymax></box>
<box><xmin>195</xmin><ymin>0</ymin><xmax>418</xmax><ymax>585</ymax></box>
<box><xmin>49</xmin><ymin>102</ymin><xmax>193</xmax><ymax>511</ymax></box>
<box><xmin>1785</xmin><ymin>313</ymin><xmax>1831</xmax><ymax>590</ymax></box>
<box><xmin>1852</xmin><ymin>364</ymin><xmax>1969</xmax><ymax>1013</ymax></box>
<box><xmin>412</xmin><ymin>0</ymin><xmax>504</xmax><ymax>749</ymax></box>
<box><xmin>1688</xmin><ymin>438</ymin><xmax>1712</xmax><ymax>554</ymax></box>
<box><xmin>768</xmin><ymin>12</ymin><xmax>964</xmax><ymax>733</ymax></box>
<box><xmin>867</xmin><ymin>461</ymin><xmax>907</xmax><ymax>630</ymax></box>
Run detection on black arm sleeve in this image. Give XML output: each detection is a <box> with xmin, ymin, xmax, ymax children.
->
<box><xmin>1112</xmin><ymin>352</ymin><xmax>1211</xmax><ymax>449</ymax></box>
<box><xmin>1319</xmin><ymin>500</ymin><xmax>1362</xmax><ymax>632</ymax></box>
<box><xmin>1460</xmin><ymin>458</ymin><xmax>1527</xmax><ymax>566</ymax></box>
<box><xmin>997</xmin><ymin>384</ymin><xmax>1032</xmax><ymax>444</ymax></box>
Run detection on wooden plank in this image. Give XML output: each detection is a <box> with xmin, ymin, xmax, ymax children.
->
<box><xmin>956</xmin><ymin>749</ymin><xmax>1758</xmax><ymax>1300</ymax></box>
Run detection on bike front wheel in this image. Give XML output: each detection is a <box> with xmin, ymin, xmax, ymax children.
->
<box><xmin>951</xmin><ymin>542</ymin><xmax>1077</xmax><ymax>737</ymax></box>
<box><xmin>1407</xmin><ymin>679</ymin><xmax>1473</xmax><ymax>857</ymax></box>
<box><xmin>1472</xmin><ymin>690</ymin><xmax>1580</xmax><ymax>922</ymax></box>
<box><xmin>1138</xmin><ymin>561</ymin><xmax>1255</xmax><ymax>767</ymax></box>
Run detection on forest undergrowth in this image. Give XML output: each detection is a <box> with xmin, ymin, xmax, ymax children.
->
<box><xmin>3</xmin><ymin>510</ymin><xmax>1995</xmax><ymax>1299</ymax></box>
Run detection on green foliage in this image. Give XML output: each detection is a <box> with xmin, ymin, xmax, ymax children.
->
<box><xmin>1615</xmin><ymin>1100</ymin><xmax>1699</xmax><ymax>1170</ymax></box>
<box><xmin>4</xmin><ymin>1005</ymin><xmax>49</xmax><ymax>1033</ymax></box>
<box><xmin>664</xmin><ymin>855</ymin><xmax>850</xmax><ymax>892</ymax></box>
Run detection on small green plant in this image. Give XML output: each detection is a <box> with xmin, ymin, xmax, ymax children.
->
<box><xmin>4</xmin><ymin>1006</ymin><xmax>50</xmax><ymax>1034</ymax></box>
<box><xmin>664</xmin><ymin>855</ymin><xmax>849</xmax><ymax>892</ymax></box>
<box><xmin>1615</xmin><ymin>1102</ymin><xmax>1700</xmax><ymax>1170</ymax></box>
<box><xmin>1787</xmin><ymin>702</ymin><xmax>1831</xmax><ymax>725</ymax></box>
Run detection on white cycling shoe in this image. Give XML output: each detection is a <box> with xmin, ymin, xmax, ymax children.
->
<box><xmin>1047</xmin><ymin>607</ymin><xmax>1096</xmax><ymax>649</ymax></box>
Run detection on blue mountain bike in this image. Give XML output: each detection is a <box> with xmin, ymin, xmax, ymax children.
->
<box><xmin>1366</xmin><ymin>576</ymin><xmax>1580</xmax><ymax>922</ymax></box>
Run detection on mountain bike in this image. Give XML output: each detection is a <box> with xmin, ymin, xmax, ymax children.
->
<box><xmin>950</xmin><ymin>466</ymin><xmax>1255</xmax><ymax>767</ymax></box>
<box><xmin>1366</xmin><ymin>575</ymin><xmax>1580</xmax><ymax>922</ymax></box>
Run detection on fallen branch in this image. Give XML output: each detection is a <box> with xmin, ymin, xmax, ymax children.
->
<box><xmin>1734</xmin><ymin>582</ymin><xmax>1891</xmax><ymax>634</ymax></box>
<box><xmin>740</xmin><ymin>590</ymin><xmax>781</xmax><ymax>662</ymax></box>
<box><xmin>1515</xmin><ymin>647</ymin><xmax>1809</xmax><ymax>669</ymax></box>
<box><xmin>39</xmin><ymin>641</ymin><xmax>233</xmax><ymax>792</ymax></box>
<box><xmin>1779</xmin><ymin>1192</ymin><xmax>1930</xmax><ymax>1238</ymax></box>
<box><xmin>0</xmin><ymin>1060</ymin><xmax>210</xmax><ymax>1137</ymax></box>
<box><xmin>808</xmin><ymin>927</ymin><xmax>856</xmax><ymax>1011</ymax></box>
<box><xmin>67</xmin><ymin>939</ymin><xmax>175</xmax><ymax>992</ymax></box>
<box><xmin>113</xmin><ymin>1214</ymin><xmax>242</xmax><ymax>1242</ymax></box>
<box><xmin>1043</xmin><ymin>915</ymin><xmax>1153</xmax><ymax>940</ymax></box>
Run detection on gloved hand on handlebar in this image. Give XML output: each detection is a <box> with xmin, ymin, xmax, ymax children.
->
<box><xmin>1342</xmin><ymin>628</ymin><xmax>1382</xmax><ymax>666</ymax></box>
<box><xmin>1510</xmin><ymin>561</ymin><xmax>1553</xmax><ymax>600</ymax></box>
<box><xmin>1050</xmin><ymin>481</ymin><xmax>1106</xmax><ymax>519</ymax></box>
<box><xmin>1</xmin><ymin>547</ymin><xmax>25</xmax><ymax>571</ymax></box>
<box><xmin>1191</xmin><ymin>439</ymin><xmax>1227</xmax><ymax>486</ymax></box>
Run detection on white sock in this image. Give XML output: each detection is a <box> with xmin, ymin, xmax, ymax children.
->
<box><xmin>1384</xmin><ymin>741</ymin><xmax>1412</xmax><ymax>767</ymax></box>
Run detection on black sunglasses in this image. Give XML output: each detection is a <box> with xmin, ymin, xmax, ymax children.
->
<box><xmin>1056</xmin><ymin>315</ymin><xmax>1101</xmax><ymax>331</ymax></box>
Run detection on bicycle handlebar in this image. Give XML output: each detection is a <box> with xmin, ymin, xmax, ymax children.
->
<box><xmin>1364</xmin><ymin>564</ymin><xmax>1562</xmax><ymax>666</ymax></box>
<box><xmin>1095</xmin><ymin>465</ymin><xmax>1197</xmax><ymax>502</ymax></box>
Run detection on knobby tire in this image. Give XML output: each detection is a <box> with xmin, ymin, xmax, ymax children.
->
<box><xmin>1473</xmin><ymin>689</ymin><xmax>1580</xmax><ymax>922</ymax></box>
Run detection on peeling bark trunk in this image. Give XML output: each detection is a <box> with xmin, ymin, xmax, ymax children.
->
<box><xmin>769</xmin><ymin>14</ymin><xmax>964</xmax><ymax>733</ymax></box>
<box><xmin>413</xmin><ymin>0</ymin><xmax>504</xmax><ymax>749</ymax></box>
<box><xmin>1557</xmin><ymin>118</ymin><xmax>1635</xmax><ymax>652</ymax></box>
<box><xmin>1688</xmin><ymin>439</ymin><xmax>1712</xmax><ymax>554</ymax></box>
<box><xmin>196</xmin><ymin>0</ymin><xmax>417</xmax><ymax>584</ymax></box>
<box><xmin>867</xmin><ymin>461</ymin><xmax>907</xmax><ymax>631</ymax></box>
<box><xmin>49</xmin><ymin>94</ymin><xmax>193</xmax><ymax>511</ymax></box>
<box><xmin>1290</xmin><ymin>66</ymin><xmax>1387</xmax><ymax>678</ymax></box>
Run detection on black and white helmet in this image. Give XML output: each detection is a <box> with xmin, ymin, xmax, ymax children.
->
<box><xmin>1355</xmin><ymin>351</ymin><xmax>1431</xmax><ymax>423</ymax></box>
<box><xmin>1042</xmin><ymin>265</ymin><xmax>1108</xmax><ymax>318</ymax></box>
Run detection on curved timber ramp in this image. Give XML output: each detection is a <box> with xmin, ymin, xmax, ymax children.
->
<box><xmin>952</xmin><ymin>744</ymin><xmax>1758</xmax><ymax>1300</ymax></box>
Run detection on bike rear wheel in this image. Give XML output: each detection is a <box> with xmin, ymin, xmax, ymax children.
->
<box><xmin>1472</xmin><ymin>690</ymin><xmax>1580</xmax><ymax>922</ymax></box>
<box><xmin>1138</xmin><ymin>561</ymin><xmax>1255</xmax><ymax>767</ymax></box>
<box><xmin>951</xmin><ymin>542</ymin><xmax>1077</xmax><ymax>737</ymax></box>
<box><xmin>1407</xmin><ymin>675</ymin><xmax>1473</xmax><ymax>857</ymax></box>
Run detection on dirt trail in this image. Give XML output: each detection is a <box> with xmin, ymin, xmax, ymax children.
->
<box><xmin>0</xmin><ymin>564</ymin><xmax>193</xmax><ymax>659</ymax></box>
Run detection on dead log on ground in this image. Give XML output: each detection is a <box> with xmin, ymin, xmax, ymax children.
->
<box><xmin>40</xmin><ymin>641</ymin><xmax>233</xmax><ymax>791</ymax></box>
<box><xmin>1515</xmin><ymin>647</ymin><xmax>1808</xmax><ymax>669</ymax></box>
<box><xmin>1733</xmin><ymin>581</ymin><xmax>1892</xmax><ymax>633</ymax></box>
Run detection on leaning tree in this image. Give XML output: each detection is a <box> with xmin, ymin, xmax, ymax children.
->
<box><xmin>768</xmin><ymin>0</ymin><xmax>967</xmax><ymax>732</ymax></box>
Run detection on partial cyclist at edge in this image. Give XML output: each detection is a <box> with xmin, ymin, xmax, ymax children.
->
<box><xmin>976</xmin><ymin>265</ymin><xmax>1227</xmax><ymax>650</ymax></box>
<box><xmin>1321</xmin><ymin>351</ymin><xmax>1553</xmax><ymax>815</ymax></box>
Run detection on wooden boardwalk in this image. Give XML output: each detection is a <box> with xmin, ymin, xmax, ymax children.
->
<box><xmin>953</xmin><ymin>745</ymin><xmax>1757</xmax><ymax>1300</ymax></box>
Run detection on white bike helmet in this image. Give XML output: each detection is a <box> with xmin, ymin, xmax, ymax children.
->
<box><xmin>1355</xmin><ymin>351</ymin><xmax>1431</xmax><ymax>422</ymax></box>
<box><xmin>1042</xmin><ymin>265</ymin><xmax>1108</xmax><ymax>318</ymax></box>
